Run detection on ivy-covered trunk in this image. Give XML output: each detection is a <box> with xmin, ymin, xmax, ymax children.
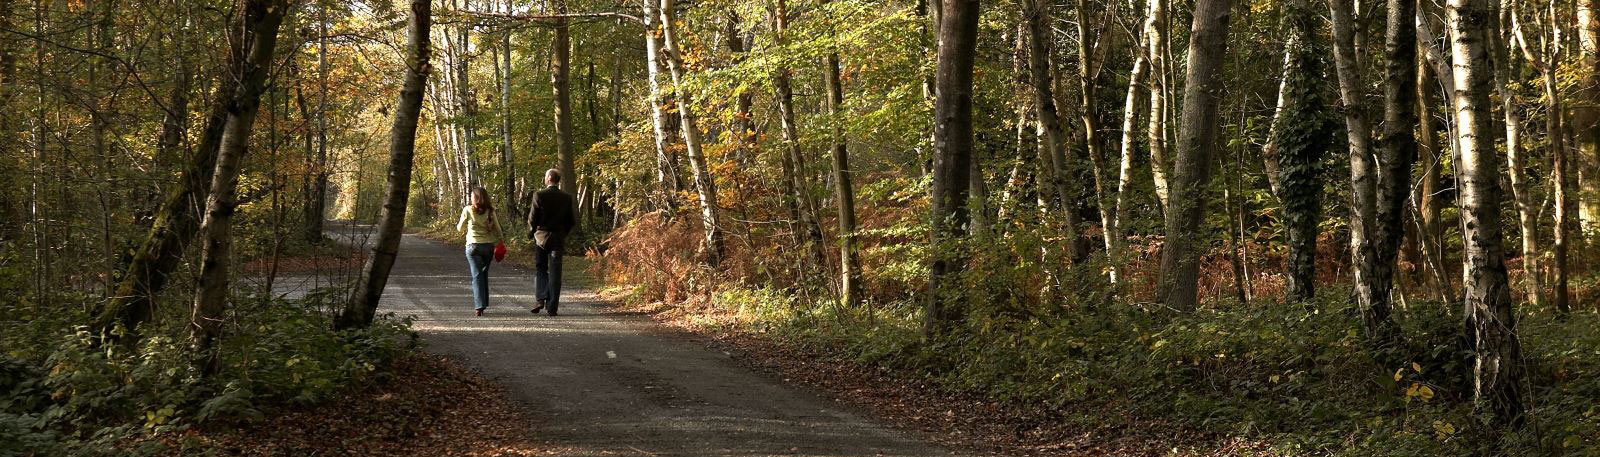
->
<box><xmin>1270</xmin><ymin>0</ymin><xmax>1331</xmax><ymax>304</ymax></box>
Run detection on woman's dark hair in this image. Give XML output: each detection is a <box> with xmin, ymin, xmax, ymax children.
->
<box><xmin>470</xmin><ymin>187</ymin><xmax>494</xmax><ymax>215</ymax></box>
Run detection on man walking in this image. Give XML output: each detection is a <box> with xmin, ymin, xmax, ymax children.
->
<box><xmin>528</xmin><ymin>168</ymin><xmax>577</xmax><ymax>315</ymax></box>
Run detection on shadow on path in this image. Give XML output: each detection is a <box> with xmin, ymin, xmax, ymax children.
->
<box><xmin>322</xmin><ymin>221</ymin><xmax>957</xmax><ymax>457</ymax></box>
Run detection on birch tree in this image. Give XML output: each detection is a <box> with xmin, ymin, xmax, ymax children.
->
<box><xmin>190</xmin><ymin>0</ymin><xmax>290</xmax><ymax>375</ymax></box>
<box><xmin>657</xmin><ymin>0</ymin><xmax>725</xmax><ymax>263</ymax></box>
<box><xmin>1447</xmin><ymin>0</ymin><xmax>1526</xmax><ymax>427</ymax></box>
<box><xmin>339</xmin><ymin>0</ymin><xmax>432</xmax><ymax>331</ymax></box>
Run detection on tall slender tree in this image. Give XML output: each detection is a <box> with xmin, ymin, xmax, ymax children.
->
<box><xmin>1272</xmin><ymin>0</ymin><xmax>1331</xmax><ymax>304</ymax></box>
<box><xmin>552</xmin><ymin>0</ymin><xmax>576</xmax><ymax>198</ymax></box>
<box><xmin>302</xmin><ymin>0</ymin><xmax>330</xmax><ymax>243</ymax></box>
<box><xmin>498</xmin><ymin>10</ymin><xmax>519</xmax><ymax>219</ymax></box>
<box><xmin>1447</xmin><ymin>0</ymin><xmax>1525</xmax><ymax>427</ymax></box>
<box><xmin>1365</xmin><ymin>0</ymin><xmax>1420</xmax><ymax>336</ymax></box>
<box><xmin>657</xmin><ymin>0</ymin><xmax>725</xmax><ymax>263</ymax></box>
<box><xmin>821</xmin><ymin>0</ymin><xmax>862</xmax><ymax>307</ymax></box>
<box><xmin>1073</xmin><ymin>0</ymin><xmax>1117</xmax><ymax>281</ymax></box>
<box><xmin>771</xmin><ymin>0</ymin><xmax>826</xmax><ymax>268</ymax></box>
<box><xmin>190</xmin><ymin>0</ymin><xmax>290</xmax><ymax>375</ymax></box>
<box><xmin>1145</xmin><ymin>0</ymin><xmax>1171</xmax><ymax>213</ymax></box>
<box><xmin>1022</xmin><ymin>0</ymin><xmax>1083</xmax><ymax>260</ymax></box>
<box><xmin>1490</xmin><ymin>0</ymin><xmax>1542</xmax><ymax>306</ymax></box>
<box><xmin>1330</xmin><ymin>0</ymin><xmax>1378</xmax><ymax>317</ymax></box>
<box><xmin>1113</xmin><ymin>4</ymin><xmax>1149</xmax><ymax>285</ymax></box>
<box><xmin>1156</xmin><ymin>0</ymin><xmax>1232</xmax><ymax>311</ymax></box>
<box><xmin>926</xmin><ymin>0</ymin><xmax>979</xmax><ymax>337</ymax></box>
<box><xmin>1579</xmin><ymin>0</ymin><xmax>1600</xmax><ymax>234</ymax></box>
<box><xmin>642</xmin><ymin>0</ymin><xmax>681</xmax><ymax>212</ymax></box>
<box><xmin>1516</xmin><ymin>2</ymin><xmax>1573</xmax><ymax>314</ymax></box>
<box><xmin>339</xmin><ymin>0</ymin><xmax>432</xmax><ymax>331</ymax></box>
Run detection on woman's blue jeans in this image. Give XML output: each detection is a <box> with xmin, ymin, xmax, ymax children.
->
<box><xmin>465</xmin><ymin>243</ymin><xmax>494</xmax><ymax>310</ymax></box>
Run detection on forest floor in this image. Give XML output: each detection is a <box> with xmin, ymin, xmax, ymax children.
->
<box><xmin>317</xmin><ymin>223</ymin><xmax>958</xmax><ymax>457</ymax></box>
<box><xmin>151</xmin><ymin>354</ymin><xmax>551</xmax><ymax>456</ymax></box>
<box><xmin>606</xmin><ymin>299</ymin><xmax>1275</xmax><ymax>457</ymax></box>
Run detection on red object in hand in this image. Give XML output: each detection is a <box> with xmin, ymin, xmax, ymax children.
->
<box><xmin>493</xmin><ymin>241</ymin><xmax>507</xmax><ymax>262</ymax></box>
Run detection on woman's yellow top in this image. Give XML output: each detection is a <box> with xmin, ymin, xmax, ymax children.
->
<box><xmin>456</xmin><ymin>206</ymin><xmax>501</xmax><ymax>244</ymax></box>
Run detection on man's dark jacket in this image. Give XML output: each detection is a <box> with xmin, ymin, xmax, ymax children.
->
<box><xmin>528</xmin><ymin>185</ymin><xmax>577</xmax><ymax>251</ymax></box>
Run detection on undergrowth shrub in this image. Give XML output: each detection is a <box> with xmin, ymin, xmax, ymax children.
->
<box><xmin>0</xmin><ymin>281</ymin><xmax>416</xmax><ymax>456</ymax></box>
<box><xmin>595</xmin><ymin>211</ymin><xmax>719</xmax><ymax>305</ymax></box>
<box><xmin>596</xmin><ymin>212</ymin><xmax>1600</xmax><ymax>455</ymax></box>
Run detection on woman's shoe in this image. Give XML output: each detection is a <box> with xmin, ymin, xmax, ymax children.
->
<box><xmin>476</xmin><ymin>309</ymin><xmax>484</xmax><ymax>317</ymax></box>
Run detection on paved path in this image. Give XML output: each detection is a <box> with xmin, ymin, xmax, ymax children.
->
<box><xmin>330</xmin><ymin>224</ymin><xmax>957</xmax><ymax>457</ymax></box>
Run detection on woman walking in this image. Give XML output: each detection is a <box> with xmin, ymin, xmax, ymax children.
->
<box><xmin>458</xmin><ymin>187</ymin><xmax>504</xmax><ymax>316</ymax></box>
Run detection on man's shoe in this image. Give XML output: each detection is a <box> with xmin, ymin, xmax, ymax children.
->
<box><xmin>530</xmin><ymin>299</ymin><xmax>546</xmax><ymax>314</ymax></box>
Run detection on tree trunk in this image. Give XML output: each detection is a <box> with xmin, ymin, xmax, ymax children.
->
<box><xmin>1417</xmin><ymin>58</ymin><xmax>1447</xmax><ymax>294</ymax></box>
<box><xmin>189</xmin><ymin>0</ymin><xmax>289</xmax><ymax>375</ymax></box>
<box><xmin>1579</xmin><ymin>0</ymin><xmax>1600</xmax><ymax>236</ymax></box>
<box><xmin>339</xmin><ymin>0</ymin><xmax>431</xmax><ymax>331</ymax></box>
<box><xmin>552</xmin><ymin>0</ymin><xmax>576</xmax><ymax>198</ymax></box>
<box><xmin>726</xmin><ymin>13</ymin><xmax>754</xmax><ymax>143</ymax></box>
<box><xmin>1365</xmin><ymin>0</ymin><xmax>1420</xmax><ymax>336</ymax></box>
<box><xmin>1554</xmin><ymin>58</ymin><xmax>1573</xmax><ymax>314</ymax></box>
<box><xmin>1022</xmin><ymin>0</ymin><xmax>1083</xmax><ymax>260</ymax></box>
<box><xmin>500</xmin><ymin>25</ymin><xmax>519</xmax><ymax>219</ymax></box>
<box><xmin>1155</xmin><ymin>0</ymin><xmax>1232</xmax><ymax>311</ymax></box>
<box><xmin>643</xmin><ymin>2</ymin><xmax>681</xmax><ymax>212</ymax></box>
<box><xmin>926</xmin><ymin>0</ymin><xmax>979</xmax><ymax>337</ymax></box>
<box><xmin>657</xmin><ymin>0</ymin><xmax>725</xmax><ymax>263</ymax></box>
<box><xmin>1274</xmin><ymin>0</ymin><xmax>1331</xmax><ymax>304</ymax></box>
<box><xmin>999</xmin><ymin>26</ymin><xmax>1033</xmax><ymax>225</ymax></box>
<box><xmin>98</xmin><ymin>22</ymin><xmax>238</xmax><ymax>344</ymax></box>
<box><xmin>772</xmin><ymin>0</ymin><xmax>826</xmax><ymax>268</ymax></box>
<box><xmin>1524</xmin><ymin>5</ymin><xmax>1572</xmax><ymax>314</ymax></box>
<box><xmin>1073</xmin><ymin>0</ymin><xmax>1117</xmax><ymax>281</ymax></box>
<box><xmin>611</xmin><ymin>17</ymin><xmax>624</xmax><ymax>133</ymax></box>
<box><xmin>821</xmin><ymin>5</ymin><xmax>862</xmax><ymax>307</ymax></box>
<box><xmin>1113</xmin><ymin>22</ymin><xmax>1147</xmax><ymax>282</ymax></box>
<box><xmin>1447</xmin><ymin>0</ymin><xmax>1525</xmax><ymax>427</ymax></box>
<box><xmin>1417</xmin><ymin>14</ymin><xmax>1459</xmax><ymax>302</ymax></box>
<box><xmin>1260</xmin><ymin>50</ymin><xmax>1290</xmax><ymax>199</ymax></box>
<box><xmin>1331</xmin><ymin>0</ymin><xmax>1379</xmax><ymax>314</ymax></box>
<box><xmin>1146</xmin><ymin>0</ymin><xmax>1172</xmax><ymax>213</ymax></box>
<box><xmin>303</xmin><ymin>2</ymin><xmax>330</xmax><ymax>243</ymax></box>
<box><xmin>0</xmin><ymin>0</ymin><xmax>17</xmax><ymax>241</ymax></box>
<box><xmin>1490</xmin><ymin>2</ymin><xmax>1542</xmax><ymax>307</ymax></box>
<box><xmin>452</xmin><ymin>1</ymin><xmax>480</xmax><ymax>192</ymax></box>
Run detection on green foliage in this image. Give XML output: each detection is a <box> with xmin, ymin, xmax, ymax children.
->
<box><xmin>0</xmin><ymin>285</ymin><xmax>416</xmax><ymax>456</ymax></box>
<box><xmin>603</xmin><ymin>207</ymin><xmax>1600</xmax><ymax>454</ymax></box>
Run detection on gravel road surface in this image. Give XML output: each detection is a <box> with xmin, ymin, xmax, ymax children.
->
<box><xmin>330</xmin><ymin>224</ymin><xmax>957</xmax><ymax>457</ymax></box>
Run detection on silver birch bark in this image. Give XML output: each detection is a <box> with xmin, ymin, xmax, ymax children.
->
<box><xmin>657</xmin><ymin>0</ymin><xmax>725</xmax><ymax>262</ymax></box>
<box><xmin>1330</xmin><ymin>0</ymin><xmax>1377</xmax><ymax>312</ymax></box>
<box><xmin>1448</xmin><ymin>0</ymin><xmax>1525</xmax><ymax>427</ymax></box>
